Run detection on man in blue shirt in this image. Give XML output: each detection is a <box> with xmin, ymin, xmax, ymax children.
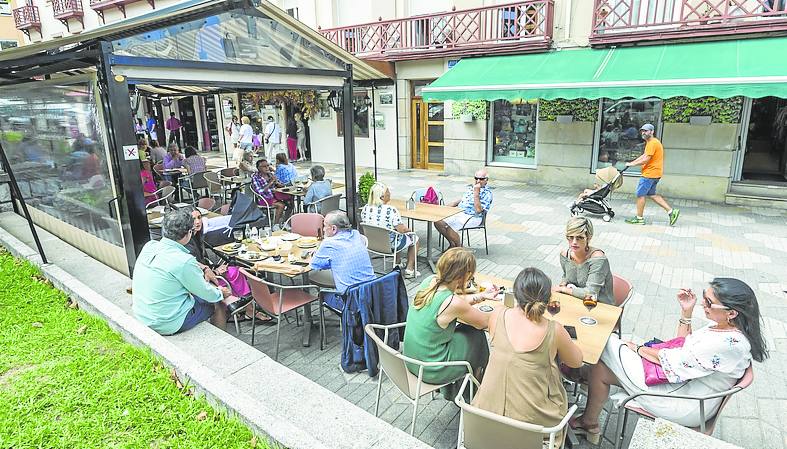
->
<box><xmin>132</xmin><ymin>208</ymin><xmax>231</xmax><ymax>335</ymax></box>
<box><xmin>309</xmin><ymin>211</ymin><xmax>376</xmax><ymax>309</ymax></box>
<box><xmin>304</xmin><ymin>165</ymin><xmax>333</xmax><ymax>213</ymax></box>
<box><xmin>435</xmin><ymin>168</ymin><xmax>493</xmax><ymax>248</ymax></box>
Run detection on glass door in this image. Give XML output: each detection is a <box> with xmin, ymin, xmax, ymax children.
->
<box><xmin>411</xmin><ymin>98</ymin><xmax>444</xmax><ymax>170</ymax></box>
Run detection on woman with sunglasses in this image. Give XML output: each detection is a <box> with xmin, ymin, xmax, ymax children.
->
<box><xmin>571</xmin><ymin>278</ymin><xmax>768</xmax><ymax>443</ymax></box>
<box><xmin>554</xmin><ymin>217</ymin><xmax>614</xmax><ymax>304</ymax></box>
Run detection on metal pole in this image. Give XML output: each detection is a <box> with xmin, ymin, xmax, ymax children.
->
<box><xmin>0</xmin><ymin>141</ymin><xmax>48</xmax><ymax>264</ymax></box>
<box><xmin>370</xmin><ymin>83</ymin><xmax>378</xmax><ymax>179</ymax></box>
<box><xmin>342</xmin><ymin>64</ymin><xmax>358</xmax><ymax>226</ymax></box>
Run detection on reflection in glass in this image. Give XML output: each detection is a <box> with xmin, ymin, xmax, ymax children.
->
<box><xmin>337</xmin><ymin>92</ymin><xmax>369</xmax><ymax>138</ymax></box>
<box><xmin>427</xmin><ymin>103</ymin><xmax>444</xmax><ymax>121</ymax></box>
<box><xmin>0</xmin><ymin>79</ymin><xmax>122</xmax><ymax>246</ymax></box>
<box><xmin>427</xmin><ymin>145</ymin><xmax>444</xmax><ymax>164</ymax></box>
<box><xmin>596</xmin><ymin>98</ymin><xmax>662</xmax><ymax>174</ymax></box>
<box><xmin>491</xmin><ymin>100</ymin><xmax>537</xmax><ymax>166</ymax></box>
<box><xmin>428</xmin><ymin>124</ymin><xmax>444</xmax><ymax>142</ymax></box>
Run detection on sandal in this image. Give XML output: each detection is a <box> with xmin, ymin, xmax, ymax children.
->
<box><xmin>569</xmin><ymin>416</ymin><xmax>600</xmax><ymax>445</ymax></box>
<box><xmin>245</xmin><ymin>311</ymin><xmax>273</xmax><ymax>323</ymax></box>
<box><xmin>404</xmin><ymin>269</ymin><xmax>421</xmax><ymax>279</ymax></box>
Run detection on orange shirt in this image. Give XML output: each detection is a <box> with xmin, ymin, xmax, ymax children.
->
<box><xmin>642</xmin><ymin>137</ymin><xmax>664</xmax><ymax>179</ymax></box>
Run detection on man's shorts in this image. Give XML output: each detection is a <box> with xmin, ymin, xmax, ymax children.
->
<box><xmin>444</xmin><ymin>212</ymin><xmax>483</xmax><ymax>232</ymax></box>
<box><xmin>175</xmin><ymin>295</ymin><xmax>215</xmax><ymax>334</ymax></box>
<box><xmin>635</xmin><ymin>177</ymin><xmax>661</xmax><ymax>197</ymax></box>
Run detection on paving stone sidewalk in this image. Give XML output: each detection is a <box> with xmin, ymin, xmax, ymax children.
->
<box><xmin>212</xmin><ymin>156</ymin><xmax>787</xmax><ymax>449</ymax></box>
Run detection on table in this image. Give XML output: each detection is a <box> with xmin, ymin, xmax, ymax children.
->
<box><xmin>388</xmin><ymin>199</ymin><xmax>461</xmax><ymax>272</ymax></box>
<box><xmin>162</xmin><ymin>168</ymin><xmax>187</xmax><ymax>201</ymax></box>
<box><xmin>212</xmin><ymin>232</ymin><xmax>321</xmax><ymax>346</ymax></box>
<box><xmin>474</xmin><ymin>274</ymin><xmax>621</xmax><ymax>365</ymax></box>
<box><xmin>146</xmin><ymin>207</ymin><xmax>221</xmax><ymax>229</ymax></box>
<box><xmin>274</xmin><ymin>181</ymin><xmax>346</xmax><ymax>213</ymax></box>
<box><xmin>628</xmin><ymin>418</ymin><xmax>743</xmax><ymax>449</ymax></box>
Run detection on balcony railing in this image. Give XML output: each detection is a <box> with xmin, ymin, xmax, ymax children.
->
<box><xmin>591</xmin><ymin>0</ymin><xmax>787</xmax><ymax>45</ymax></box>
<box><xmin>90</xmin><ymin>0</ymin><xmax>155</xmax><ymax>24</ymax></box>
<box><xmin>53</xmin><ymin>0</ymin><xmax>84</xmax><ymax>31</ymax></box>
<box><xmin>12</xmin><ymin>4</ymin><xmax>41</xmax><ymax>36</ymax></box>
<box><xmin>319</xmin><ymin>0</ymin><xmax>554</xmax><ymax>61</ymax></box>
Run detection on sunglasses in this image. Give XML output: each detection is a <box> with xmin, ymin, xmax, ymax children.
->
<box><xmin>703</xmin><ymin>292</ymin><xmax>729</xmax><ymax>310</ymax></box>
<box><xmin>474</xmin><ymin>177</ymin><xmax>488</xmax><ymax>181</ymax></box>
<box><xmin>566</xmin><ymin>235</ymin><xmax>587</xmax><ymax>242</ymax></box>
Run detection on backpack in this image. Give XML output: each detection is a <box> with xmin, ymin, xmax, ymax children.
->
<box><xmin>421</xmin><ymin>186</ymin><xmax>440</xmax><ymax>205</ymax></box>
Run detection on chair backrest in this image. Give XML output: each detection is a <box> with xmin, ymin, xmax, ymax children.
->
<box><xmin>311</xmin><ymin>193</ymin><xmax>342</xmax><ymax>215</ymax></box>
<box><xmin>153</xmin><ymin>163</ymin><xmax>164</xmax><ymax>176</ymax></box>
<box><xmin>612</xmin><ymin>274</ymin><xmax>633</xmax><ymax>308</ymax></box>
<box><xmin>360</xmin><ymin>223</ymin><xmax>393</xmax><ymax>255</ymax></box>
<box><xmin>219</xmin><ymin>203</ymin><xmax>231</xmax><ymax>215</ymax></box>
<box><xmin>220</xmin><ymin>167</ymin><xmax>238</xmax><ymax>177</ymax></box>
<box><xmin>364</xmin><ymin>323</ymin><xmax>416</xmax><ymax>398</ymax></box>
<box><xmin>197</xmin><ymin>197</ymin><xmax>216</xmax><ymax>211</ymax></box>
<box><xmin>159</xmin><ymin>185</ymin><xmax>176</xmax><ymax>203</ymax></box>
<box><xmin>290</xmin><ymin>213</ymin><xmax>324</xmax><ymax>237</ymax></box>
<box><xmin>239</xmin><ymin>268</ymin><xmax>279</xmax><ymax>315</ymax></box>
<box><xmin>189</xmin><ymin>171</ymin><xmax>209</xmax><ymax>189</ymax></box>
<box><xmin>702</xmin><ymin>364</ymin><xmax>754</xmax><ymax>435</ymax></box>
<box><xmin>203</xmin><ymin>171</ymin><xmax>222</xmax><ymax>195</ymax></box>
<box><xmin>410</xmin><ymin>187</ymin><xmax>444</xmax><ymax>205</ymax></box>
<box><xmin>158</xmin><ymin>180</ymin><xmax>173</xmax><ymax>188</ymax></box>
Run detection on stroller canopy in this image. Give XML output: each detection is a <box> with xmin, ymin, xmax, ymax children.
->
<box><xmin>228</xmin><ymin>192</ymin><xmax>265</xmax><ymax>229</ymax></box>
<box><xmin>595</xmin><ymin>166</ymin><xmax>623</xmax><ymax>191</ymax></box>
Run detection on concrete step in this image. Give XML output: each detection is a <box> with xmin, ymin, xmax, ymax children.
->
<box><xmin>729</xmin><ymin>182</ymin><xmax>787</xmax><ymax>199</ymax></box>
<box><xmin>725</xmin><ymin>192</ymin><xmax>787</xmax><ymax>210</ymax></box>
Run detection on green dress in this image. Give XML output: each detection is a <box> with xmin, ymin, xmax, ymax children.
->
<box><xmin>402</xmin><ymin>276</ymin><xmax>490</xmax><ymax>384</ymax></box>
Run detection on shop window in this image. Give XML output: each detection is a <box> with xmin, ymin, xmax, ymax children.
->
<box><xmin>0</xmin><ymin>40</ymin><xmax>18</xmax><ymax>50</ymax></box>
<box><xmin>337</xmin><ymin>92</ymin><xmax>370</xmax><ymax>138</ymax></box>
<box><xmin>593</xmin><ymin>98</ymin><xmax>662</xmax><ymax>173</ymax></box>
<box><xmin>489</xmin><ymin>100</ymin><xmax>537</xmax><ymax>167</ymax></box>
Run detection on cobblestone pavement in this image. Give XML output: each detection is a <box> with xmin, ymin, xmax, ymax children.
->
<box><xmin>213</xmin><ymin>155</ymin><xmax>787</xmax><ymax>449</ymax></box>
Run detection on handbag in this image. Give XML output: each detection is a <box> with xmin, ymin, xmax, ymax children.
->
<box><xmin>421</xmin><ymin>186</ymin><xmax>440</xmax><ymax>205</ymax></box>
<box><xmin>641</xmin><ymin>336</ymin><xmax>685</xmax><ymax>386</ymax></box>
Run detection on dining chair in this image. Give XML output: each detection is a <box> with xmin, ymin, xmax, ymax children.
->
<box><xmin>145</xmin><ymin>186</ymin><xmax>176</xmax><ymax>209</ymax></box>
<box><xmin>609</xmin><ymin>364</ymin><xmax>754</xmax><ymax>449</ymax></box>
<box><xmin>179</xmin><ymin>171</ymin><xmax>209</xmax><ymax>205</ymax></box>
<box><xmin>197</xmin><ymin>197</ymin><xmax>216</xmax><ymax>211</ymax></box>
<box><xmin>455</xmin><ymin>374</ymin><xmax>576</xmax><ymax>449</ymax></box>
<box><xmin>305</xmin><ymin>193</ymin><xmax>342</xmax><ymax>215</ymax></box>
<box><xmin>364</xmin><ymin>322</ymin><xmax>473</xmax><ymax>435</ymax></box>
<box><xmin>251</xmin><ymin>191</ymin><xmax>275</xmax><ymax>229</ymax></box>
<box><xmin>219</xmin><ymin>203</ymin><xmax>231</xmax><ymax>215</ymax></box>
<box><xmin>408</xmin><ymin>187</ymin><xmax>444</xmax><ymax>229</ymax></box>
<box><xmin>360</xmin><ymin>223</ymin><xmax>416</xmax><ymax>273</ymax></box>
<box><xmin>203</xmin><ymin>171</ymin><xmax>227</xmax><ymax>204</ymax></box>
<box><xmin>611</xmin><ymin>274</ymin><xmax>633</xmax><ymax>336</ymax></box>
<box><xmin>284</xmin><ymin>213</ymin><xmax>323</xmax><ymax>237</ymax></box>
<box><xmin>460</xmin><ymin>210</ymin><xmax>489</xmax><ymax>255</ymax></box>
<box><xmin>240</xmin><ymin>268</ymin><xmax>323</xmax><ymax>361</ymax></box>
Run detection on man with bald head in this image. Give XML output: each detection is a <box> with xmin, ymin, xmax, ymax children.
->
<box><xmin>435</xmin><ymin>168</ymin><xmax>493</xmax><ymax>248</ymax></box>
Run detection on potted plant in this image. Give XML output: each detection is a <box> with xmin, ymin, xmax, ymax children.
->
<box><xmin>358</xmin><ymin>172</ymin><xmax>376</xmax><ymax>206</ymax></box>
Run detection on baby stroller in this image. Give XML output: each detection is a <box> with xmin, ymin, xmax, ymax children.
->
<box><xmin>570</xmin><ymin>166</ymin><xmax>627</xmax><ymax>222</ymax></box>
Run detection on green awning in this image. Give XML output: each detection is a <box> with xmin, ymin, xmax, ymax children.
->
<box><xmin>422</xmin><ymin>37</ymin><xmax>787</xmax><ymax>101</ymax></box>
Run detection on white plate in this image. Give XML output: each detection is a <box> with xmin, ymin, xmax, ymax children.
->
<box><xmin>239</xmin><ymin>252</ymin><xmax>266</xmax><ymax>262</ymax></box>
<box><xmin>297</xmin><ymin>242</ymin><xmax>318</xmax><ymax>249</ymax></box>
<box><xmin>280</xmin><ymin>233</ymin><xmax>301</xmax><ymax>241</ymax></box>
<box><xmin>197</xmin><ymin>207</ymin><xmax>210</xmax><ymax>215</ymax></box>
<box><xmin>147</xmin><ymin>205</ymin><xmax>165</xmax><ymax>214</ymax></box>
<box><xmin>579</xmin><ymin>316</ymin><xmax>598</xmax><ymax>326</ymax></box>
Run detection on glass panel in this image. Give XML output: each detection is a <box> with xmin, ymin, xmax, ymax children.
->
<box><xmin>336</xmin><ymin>92</ymin><xmax>369</xmax><ymax>138</ymax></box>
<box><xmin>596</xmin><ymin>98</ymin><xmax>662</xmax><ymax>174</ymax></box>
<box><xmin>491</xmin><ymin>100</ymin><xmax>536</xmax><ymax>166</ymax></box>
<box><xmin>112</xmin><ymin>9</ymin><xmax>345</xmax><ymax>71</ymax></box>
<box><xmin>414</xmin><ymin>103</ymin><xmax>422</xmax><ymax>164</ymax></box>
<box><xmin>0</xmin><ymin>79</ymin><xmax>123</xmax><ymax>246</ymax></box>
<box><xmin>427</xmin><ymin>103</ymin><xmax>444</xmax><ymax>121</ymax></box>
<box><xmin>427</xmin><ymin>124</ymin><xmax>444</xmax><ymax>142</ymax></box>
<box><xmin>427</xmin><ymin>145</ymin><xmax>444</xmax><ymax>164</ymax></box>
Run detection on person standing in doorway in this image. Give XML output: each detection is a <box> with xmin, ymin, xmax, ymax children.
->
<box><xmin>166</xmin><ymin>112</ymin><xmax>182</xmax><ymax>147</ymax></box>
<box><xmin>295</xmin><ymin>112</ymin><xmax>307</xmax><ymax>162</ymax></box>
<box><xmin>264</xmin><ymin>115</ymin><xmax>281</xmax><ymax>161</ymax></box>
<box><xmin>145</xmin><ymin>113</ymin><xmax>158</xmax><ymax>142</ymax></box>
<box><xmin>286</xmin><ymin>116</ymin><xmax>298</xmax><ymax>162</ymax></box>
<box><xmin>625</xmin><ymin>123</ymin><xmax>679</xmax><ymax>226</ymax></box>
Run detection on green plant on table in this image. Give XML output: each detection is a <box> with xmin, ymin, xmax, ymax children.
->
<box><xmin>358</xmin><ymin>172</ymin><xmax>376</xmax><ymax>205</ymax></box>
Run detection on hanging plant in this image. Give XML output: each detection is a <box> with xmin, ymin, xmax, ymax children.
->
<box><xmin>243</xmin><ymin>90</ymin><xmax>320</xmax><ymax>118</ymax></box>
<box><xmin>538</xmin><ymin>99</ymin><xmax>598</xmax><ymax>122</ymax></box>
<box><xmin>662</xmin><ymin>96</ymin><xmax>743</xmax><ymax>124</ymax></box>
<box><xmin>451</xmin><ymin>100</ymin><xmax>489</xmax><ymax>120</ymax></box>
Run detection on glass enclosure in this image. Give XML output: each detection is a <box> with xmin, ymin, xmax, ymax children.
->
<box><xmin>594</xmin><ymin>98</ymin><xmax>662</xmax><ymax>173</ymax></box>
<box><xmin>337</xmin><ymin>91</ymin><xmax>370</xmax><ymax>138</ymax></box>
<box><xmin>0</xmin><ymin>78</ymin><xmax>123</xmax><ymax>247</ymax></box>
<box><xmin>112</xmin><ymin>9</ymin><xmax>346</xmax><ymax>71</ymax></box>
<box><xmin>489</xmin><ymin>100</ymin><xmax>537</xmax><ymax>166</ymax></box>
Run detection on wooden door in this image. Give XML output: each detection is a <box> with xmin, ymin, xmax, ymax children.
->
<box><xmin>411</xmin><ymin>98</ymin><xmax>444</xmax><ymax>170</ymax></box>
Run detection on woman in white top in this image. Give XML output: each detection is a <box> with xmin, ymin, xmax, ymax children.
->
<box><xmin>235</xmin><ymin>116</ymin><xmax>254</xmax><ymax>160</ymax></box>
<box><xmin>571</xmin><ymin>277</ymin><xmax>768</xmax><ymax>444</ymax></box>
<box><xmin>360</xmin><ymin>182</ymin><xmax>419</xmax><ymax>278</ymax></box>
<box><xmin>227</xmin><ymin>115</ymin><xmax>240</xmax><ymax>148</ymax></box>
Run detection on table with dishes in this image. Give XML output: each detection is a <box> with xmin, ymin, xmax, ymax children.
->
<box><xmin>274</xmin><ymin>180</ymin><xmax>346</xmax><ymax>213</ymax></box>
<box><xmin>212</xmin><ymin>231</ymin><xmax>322</xmax><ymax>345</ymax></box>
<box><xmin>146</xmin><ymin>205</ymin><xmax>219</xmax><ymax>228</ymax></box>
<box><xmin>388</xmin><ymin>199</ymin><xmax>461</xmax><ymax>272</ymax></box>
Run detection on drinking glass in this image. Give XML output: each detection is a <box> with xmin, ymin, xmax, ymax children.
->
<box><xmin>233</xmin><ymin>229</ymin><xmax>244</xmax><ymax>243</ymax></box>
<box><xmin>547</xmin><ymin>299</ymin><xmax>561</xmax><ymax>315</ymax></box>
<box><xmin>583</xmin><ymin>293</ymin><xmax>598</xmax><ymax>311</ymax></box>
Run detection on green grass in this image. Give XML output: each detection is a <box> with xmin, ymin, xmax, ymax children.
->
<box><xmin>0</xmin><ymin>247</ymin><xmax>270</xmax><ymax>449</ymax></box>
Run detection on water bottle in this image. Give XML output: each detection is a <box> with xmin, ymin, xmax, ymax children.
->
<box><xmin>406</xmin><ymin>198</ymin><xmax>416</xmax><ymax>210</ymax></box>
<box><xmin>244</xmin><ymin>224</ymin><xmax>250</xmax><ymax>239</ymax></box>
<box><xmin>250</xmin><ymin>226</ymin><xmax>259</xmax><ymax>240</ymax></box>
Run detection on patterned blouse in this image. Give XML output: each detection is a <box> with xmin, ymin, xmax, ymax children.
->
<box><xmin>251</xmin><ymin>172</ymin><xmax>275</xmax><ymax>205</ymax></box>
<box><xmin>658</xmin><ymin>325</ymin><xmax>751</xmax><ymax>385</ymax></box>
<box><xmin>275</xmin><ymin>163</ymin><xmax>298</xmax><ymax>185</ymax></box>
<box><xmin>361</xmin><ymin>204</ymin><xmax>403</xmax><ymax>245</ymax></box>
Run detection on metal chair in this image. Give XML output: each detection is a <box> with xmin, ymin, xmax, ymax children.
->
<box><xmin>145</xmin><ymin>185</ymin><xmax>176</xmax><ymax>209</ymax></box>
<box><xmin>197</xmin><ymin>197</ymin><xmax>216</xmax><ymax>211</ymax></box>
<box><xmin>364</xmin><ymin>322</ymin><xmax>473</xmax><ymax>435</ymax></box>
<box><xmin>179</xmin><ymin>171</ymin><xmax>209</xmax><ymax>205</ymax></box>
<box><xmin>611</xmin><ymin>364</ymin><xmax>754</xmax><ymax>449</ymax></box>
<box><xmin>305</xmin><ymin>193</ymin><xmax>342</xmax><ymax>215</ymax></box>
<box><xmin>220</xmin><ymin>167</ymin><xmax>238</xmax><ymax>178</ymax></box>
<box><xmin>251</xmin><ymin>191</ymin><xmax>275</xmax><ymax>228</ymax></box>
<box><xmin>460</xmin><ymin>210</ymin><xmax>489</xmax><ymax>255</ymax></box>
<box><xmin>611</xmin><ymin>274</ymin><xmax>633</xmax><ymax>336</ymax></box>
<box><xmin>239</xmin><ymin>268</ymin><xmax>323</xmax><ymax>361</ymax></box>
<box><xmin>152</xmin><ymin>163</ymin><xmax>165</xmax><ymax>179</ymax></box>
<box><xmin>219</xmin><ymin>203</ymin><xmax>231</xmax><ymax>215</ymax></box>
<box><xmin>203</xmin><ymin>171</ymin><xmax>227</xmax><ymax>204</ymax></box>
<box><xmin>158</xmin><ymin>180</ymin><xmax>173</xmax><ymax>189</ymax></box>
<box><xmin>284</xmin><ymin>212</ymin><xmax>323</xmax><ymax>237</ymax></box>
<box><xmin>455</xmin><ymin>374</ymin><xmax>576</xmax><ymax>449</ymax></box>
<box><xmin>360</xmin><ymin>223</ymin><xmax>416</xmax><ymax>273</ymax></box>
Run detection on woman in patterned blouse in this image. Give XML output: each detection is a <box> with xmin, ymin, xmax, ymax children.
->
<box><xmin>360</xmin><ymin>182</ymin><xmax>419</xmax><ymax>278</ymax></box>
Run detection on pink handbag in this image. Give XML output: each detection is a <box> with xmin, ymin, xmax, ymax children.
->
<box><xmin>641</xmin><ymin>337</ymin><xmax>685</xmax><ymax>386</ymax></box>
<box><xmin>421</xmin><ymin>186</ymin><xmax>440</xmax><ymax>205</ymax></box>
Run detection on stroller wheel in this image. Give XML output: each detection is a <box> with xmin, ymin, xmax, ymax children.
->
<box><xmin>602</xmin><ymin>214</ymin><xmax>612</xmax><ymax>222</ymax></box>
<box><xmin>570</xmin><ymin>207</ymin><xmax>581</xmax><ymax>217</ymax></box>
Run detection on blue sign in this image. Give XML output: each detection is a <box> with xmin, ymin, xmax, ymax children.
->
<box><xmin>448</xmin><ymin>59</ymin><xmax>460</xmax><ymax>69</ymax></box>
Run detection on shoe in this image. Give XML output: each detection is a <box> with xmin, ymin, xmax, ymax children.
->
<box><xmin>625</xmin><ymin>217</ymin><xmax>645</xmax><ymax>225</ymax></box>
<box><xmin>569</xmin><ymin>416</ymin><xmax>601</xmax><ymax>445</ymax></box>
<box><xmin>404</xmin><ymin>269</ymin><xmax>421</xmax><ymax>279</ymax></box>
<box><xmin>669</xmin><ymin>208</ymin><xmax>680</xmax><ymax>226</ymax></box>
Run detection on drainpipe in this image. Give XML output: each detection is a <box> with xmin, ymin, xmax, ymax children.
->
<box><xmin>564</xmin><ymin>0</ymin><xmax>572</xmax><ymax>41</ymax></box>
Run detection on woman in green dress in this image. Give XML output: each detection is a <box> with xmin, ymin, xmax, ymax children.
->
<box><xmin>403</xmin><ymin>247</ymin><xmax>500</xmax><ymax>385</ymax></box>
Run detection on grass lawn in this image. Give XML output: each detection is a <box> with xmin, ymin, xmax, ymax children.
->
<box><xmin>0</xmin><ymin>247</ymin><xmax>269</xmax><ymax>449</ymax></box>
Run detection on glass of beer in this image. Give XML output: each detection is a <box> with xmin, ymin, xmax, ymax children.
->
<box><xmin>583</xmin><ymin>293</ymin><xmax>598</xmax><ymax>311</ymax></box>
<box><xmin>547</xmin><ymin>299</ymin><xmax>561</xmax><ymax>315</ymax></box>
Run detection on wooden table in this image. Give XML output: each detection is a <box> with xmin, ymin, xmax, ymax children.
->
<box><xmin>274</xmin><ymin>181</ymin><xmax>346</xmax><ymax>213</ymax></box>
<box><xmin>474</xmin><ymin>274</ymin><xmax>622</xmax><ymax>365</ymax></box>
<box><xmin>146</xmin><ymin>208</ymin><xmax>221</xmax><ymax>228</ymax></box>
<box><xmin>389</xmin><ymin>199</ymin><xmax>461</xmax><ymax>272</ymax></box>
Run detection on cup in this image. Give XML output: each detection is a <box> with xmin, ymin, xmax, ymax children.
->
<box><xmin>583</xmin><ymin>293</ymin><xmax>598</xmax><ymax>311</ymax></box>
<box><xmin>547</xmin><ymin>299</ymin><xmax>561</xmax><ymax>315</ymax></box>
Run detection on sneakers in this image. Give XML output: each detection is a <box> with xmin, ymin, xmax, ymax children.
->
<box><xmin>625</xmin><ymin>216</ymin><xmax>645</xmax><ymax>225</ymax></box>
<box><xmin>669</xmin><ymin>208</ymin><xmax>680</xmax><ymax>226</ymax></box>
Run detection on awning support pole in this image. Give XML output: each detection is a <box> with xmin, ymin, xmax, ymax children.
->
<box><xmin>342</xmin><ymin>64</ymin><xmax>358</xmax><ymax>226</ymax></box>
<box><xmin>0</xmin><ymin>141</ymin><xmax>48</xmax><ymax>264</ymax></box>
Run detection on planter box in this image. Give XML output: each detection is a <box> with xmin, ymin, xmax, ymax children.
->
<box><xmin>555</xmin><ymin>115</ymin><xmax>574</xmax><ymax>124</ymax></box>
<box><xmin>460</xmin><ymin>113</ymin><xmax>474</xmax><ymax>123</ymax></box>
<box><xmin>689</xmin><ymin>115</ymin><xmax>712</xmax><ymax>126</ymax></box>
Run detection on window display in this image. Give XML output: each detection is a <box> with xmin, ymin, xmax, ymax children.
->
<box><xmin>489</xmin><ymin>100</ymin><xmax>537</xmax><ymax>166</ymax></box>
<box><xmin>594</xmin><ymin>98</ymin><xmax>662</xmax><ymax>173</ymax></box>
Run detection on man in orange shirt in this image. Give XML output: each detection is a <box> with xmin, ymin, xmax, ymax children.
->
<box><xmin>624</xmin><ymin>123</ymin><xmax>680</xmax><ymax>226</ymax></box>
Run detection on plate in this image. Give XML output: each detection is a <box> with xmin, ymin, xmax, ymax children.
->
<box><xmin>299</xmin><ymin>237</ymin><xmax>319</xmax><ymax>244</ymax></box>
<box><xmin>259</xmin><ymin>242</ymin><xmax>277</xmax><ymax>251</ymax></box>
<box><xmin>197</xmin><ymin>207</ymin><xmax>210</xmax><ymax>215</ymax></box>
<box><xmin>280</xmin><ymin>233</ymin><xmax>301</xmax><ymax>241</ymax></box>
<box><xmin>478</xmin><ymin>305</ymin><xmax>494</xmax><ymax>313</ymax></box>
<box><xmin>297</xmin><ymin>241</ymin><xmax>318</xmax><ymax>249</ymax></box>
<box><xmin>239</xmin><ymin>252</ymin><xmax>266</xmax><ymax>262</ymax></box>
<box><xmin>222</xmin><ymin>243</ymin><xmax>242</xmax><ymax>252</ymax></box>
<box><xmin>579</xmin><ymin>316</ymin><xmax>598</xmax><ymax>326</ymax></box>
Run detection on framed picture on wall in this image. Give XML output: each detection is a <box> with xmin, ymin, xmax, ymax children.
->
<box><xmin>318</xmin><ymin>98</ymin><xmax>331</xmax><ymax>119</ymax></box>
<box><xmin>379</xmin><ymin>92</ymin><xmax>394</xmax><ymax>106</ymax></box>
<box><xmin>374</xmin><ymin>111</ymin><xmax>385</xmax><ymax>129</ymax></box>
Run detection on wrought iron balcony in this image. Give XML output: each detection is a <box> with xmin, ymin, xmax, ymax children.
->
<box><xmin>591</xmin><ymin>0</ymin><xmax>787</xmax><ymax>45</ymax></box>
<box><xmin>319</xmin><ymin>0</ymin><xmax>554</xmax><ymax>61</ymax></box>
<box><xmin>53</xmin><ymin>0</ymin><xmax>84</xmax><ymax>32</ymax></box>
<box><xmin>90</xmin><ymin>0</ymin><xmax>155</xmax><ymax>24</ymax></box>
<box><xmin>12</xmin><ymin>3</ymin><xmax>41</xmax><ymax>38</ymax></box>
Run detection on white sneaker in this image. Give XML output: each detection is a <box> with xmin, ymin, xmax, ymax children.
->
<box><xmin>404</xmin><ymin>269</ymin><xmax>421</xmax><ymax>279</ymax></box>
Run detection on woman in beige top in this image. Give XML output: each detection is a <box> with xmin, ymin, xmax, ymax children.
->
<box><xmin>472</xmin><ymin>267</ymin><xmax>582</xmax><ymax>443</ymax></box>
